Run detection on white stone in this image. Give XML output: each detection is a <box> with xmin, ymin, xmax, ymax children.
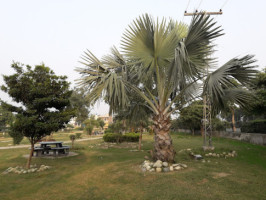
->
<box><xmin>162</xmin><ymin>162</ymin><xmax>168</xmax><ymax>167</ymax></box>
<box><xmin>172</xmin><ymin>164</ymin><xmax>180</xmax><ymax>167</ymax></box>
<box><xmin>153</xmin><ymin>160</ymin><xmax>163</xmax><ymax>168</ymax></box>
<box><xmin>146</xmin><ymin>166</ymin><xmax>151</xmax><ymax>170</ymax></box>
<box><xmin>181</xmin><ymin>164</ymin><xmax>187</xmax><ymax>168</ymax></box>
<box><xmin>169</xmin><ymin>166</ymin><xmax>174</xmax><ymax>171</ymax></box>
<box><xmin>156</xmin><ymin>167</ymin><xmax>162</xmax><ymax>172</ymax></box>
<box><xmin>175</xmin><ymin>166</ymin><xmax>181</xmax><ymax>170</ymax></box>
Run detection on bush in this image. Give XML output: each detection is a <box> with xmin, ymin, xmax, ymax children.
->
<box><xmin>103</xmin><ymin>133</ymin><xmax>122</xmax><ymax>143</ymax></box>
<box><xmin>104</xmin><ymin>128</ymin><xmax>113</xmax><ymax>134</ymax></box>
<box><xmin>123</xmin><ymin>132</ymin><xmax>140</xmax><ymax>142</ymax></box>
<box><xmin>103</xmin><ymin>133</ymin><xmax>140</xmax><ymax>143</ymax></box>
<box><xmin>241</xmin><ymin>119</ymin><xmax>266</xmax><ymax>133</ymax></box>
<box><xmin>75</xmin><ymin>132</ymin><xmax>82</xmax><ymax>139</ymax></box>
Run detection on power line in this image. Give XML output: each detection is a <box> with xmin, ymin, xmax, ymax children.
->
<box><xmin>197</xmin><ymin>0</ymin><xmax>203</xmax><ymax>10</ymax></box>
<box><xmin>221</xmin><ymin>0</ymin><xmax>229</xmax><ymax>10</ymax></box>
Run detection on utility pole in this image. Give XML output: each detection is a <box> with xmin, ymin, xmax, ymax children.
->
<box><xmin>184</xmin><ymin>10</ymin><xmax>222</xmax><ymax>151</ymax></box>
<box><xmin>184</xmin><ymin>10</ymin><xmax>222</xmax><ymax>16</ymax></box>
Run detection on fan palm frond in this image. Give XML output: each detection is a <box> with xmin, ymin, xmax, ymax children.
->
<box><xmin>204</xmin><ymin>55</ymin><xmax>258</xmax><ymax>103</ymax></box>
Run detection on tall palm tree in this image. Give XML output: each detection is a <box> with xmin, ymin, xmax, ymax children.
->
<box><xmin>76</xmin><ymin>14</ymin><xmax>257</xmax><ymax>162</ymax></box>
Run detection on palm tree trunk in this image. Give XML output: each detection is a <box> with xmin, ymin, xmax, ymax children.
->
<box><xmin>153</xmin><ymin>112</ymin><xmax>176</xmax><ymax>162</ymax></box>
<box><xmin>26</xmin><ymin>141</ymin><xmax>34</xmax><ymax>169</ymax></box>
<box><xmin>138</xmin><ymin>127</ymin><xmax>143</xmax><ymax>151</ymax></box>
<box><xmin>231</xmin><ymin>109</ymin><xmax>236</xmax><ymax>132</ymax></box>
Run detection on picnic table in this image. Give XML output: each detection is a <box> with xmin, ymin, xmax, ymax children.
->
<box><xmin>32</xmin><ymin>141</ymin><xmax>70</xmax><ymax>157</ymax></box>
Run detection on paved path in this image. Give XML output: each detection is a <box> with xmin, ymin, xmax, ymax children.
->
<box><xmin>0</xmin><ymin>137</ymin><xmax>103</xmax><ymax>150</ymax></box>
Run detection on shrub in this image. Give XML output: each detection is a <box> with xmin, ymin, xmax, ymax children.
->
<box><xmin>241</xmin><ymin>119</ymin><xmax>266</xmax><ymax>133</ymax></box>
<box><xmin>103</xmin><ymin>133</ymin><xmax>122</xmax><ymax>143</ymax></box>
<box><xmin>75</xmin><ymin>132</ymin><xmax>82</xmax><ymax>139</ymax></box>
<box><xmin>104</xmin><ymin>128</ymin><xmax>113</xmax><ymax>134</ymax></box>
<box><xmin>103</xmin><ymin>133</ymin><xmax>140</xmax><ymax>143</ymax></box>
<box><xmin>122</xmin><ymin>133</ymin><xmax>140</xmax><ymax>142</ymax></box>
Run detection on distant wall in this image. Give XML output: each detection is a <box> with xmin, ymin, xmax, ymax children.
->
<box><xmin>174</xmin><ymin>129</ymin><xmax>266</xmax><ymax>146</ymax></box>
<box><xmin>213</xmin><ymin>131</ymin><xmax>266</xmax><ymax>146</ymax></box>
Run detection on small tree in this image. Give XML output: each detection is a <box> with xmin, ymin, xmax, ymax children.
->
<box><xmin>1</xmin><ymin>63</ymin><xmax>75</xmax><ymax>168</ymax></box>
<box><xmin>98</xmin><ymin>119</ymin><xmax>105</xmax><ymax>130</ymax></box>
<box><xmin>69</xmin><ymin>134</ymin><xmax>76</xmax><ymax>148</ymax></box>
<box><xmin>83</xmin><ymin>116</ymin><xmax>99</xmax><ymax>135</ymax></box>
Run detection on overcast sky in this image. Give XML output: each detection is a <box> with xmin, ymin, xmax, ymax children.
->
<box><xmin>0</xmin><ymin>0</ymin><xmax>265</xmax><ymax>115</ymax></box>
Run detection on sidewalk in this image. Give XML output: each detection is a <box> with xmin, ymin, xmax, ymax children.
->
<box><xmin>0</xmin><ymin>137</ymin><xmax>103</xmax><ymax>150</ymax></box>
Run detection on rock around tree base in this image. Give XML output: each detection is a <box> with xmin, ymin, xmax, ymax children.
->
<box><xmin>141</xmin><ymin>160</ymin><xmax>187</xmax><ymax>173</ymax></box>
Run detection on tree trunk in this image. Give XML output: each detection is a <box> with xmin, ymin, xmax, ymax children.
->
<box><xmin>72</xmin><ymin>140</ymin><xmax>74</xmax><ymax>148</ymax></box>
<box><xmin>138</xmin><ymin>128</ymin><xmax>143</xmax><ymax>151</ymax></box>
<box><xmin>153</xmin><ymin>112</ymin><xmax>176</xmax><ymax>162</ymax></box>
<box><xmin>26</xmin><ymin>142</ymin><xmax>34</xmax><ymax>169</ymax></box>
<box><xmin>200</xmin><ymin>126</ymin><xmax>204</xmax><ymax>136</ymax></box>
<box><xmin>231</xmin><ymin>109</ymin><xmax>236</xmax><ymax>132</ymax></box>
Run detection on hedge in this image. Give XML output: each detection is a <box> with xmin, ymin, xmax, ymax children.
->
<box><xmin>103</xmin><ymin>133</ymin><xmax>140</xmax><ymax>143</ymax></box>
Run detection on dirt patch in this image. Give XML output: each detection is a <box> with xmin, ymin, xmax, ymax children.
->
<box><xmin>212</xmin><ymin>172</ymin><xmax>231</xmax><ymax>179</ymax></box>
<box><xmin>197</xmin><ymin>178</ymin><xmax>209</xmax><ymax>185</ymax></box>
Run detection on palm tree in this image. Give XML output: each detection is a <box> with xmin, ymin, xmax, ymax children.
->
<box><xmin>77</xmin><ymin>14</ymin><xmax>257</xmax><ymax>162</ymax></box>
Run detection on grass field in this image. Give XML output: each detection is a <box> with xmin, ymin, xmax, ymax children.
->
<box><xmin>0</xmin><ymin>133</ymin><xmax>265</xmax><ymax>200</ymax></box>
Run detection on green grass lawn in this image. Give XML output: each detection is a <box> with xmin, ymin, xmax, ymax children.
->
<box><xmin>0</xmin><ymin>133</ymin><xmax>265</xmax><ymax>200</ymax></box>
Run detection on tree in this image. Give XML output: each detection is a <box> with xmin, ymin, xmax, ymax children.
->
<box><xmin>69</xmin><ymin>88</ymin><xmax>90</xmax><ymax>125</ymax></box>
<box><xmin>69</xmin><ymin>134</ymin><xmax>76</xmax><ymax>148</ymax></box>
<box><xmin>83</xmin><ymin>116</ymin><xmax>99</xmax><ymax>135</ymax></box>
<box><xmin>97</xmin><ymin>118</ymin><xmax>105</xmax><ymax>130</ymax></box>
<box><xmin>248</xmin><ymin>68</ymin><xmax>266</xmax><ymax>117</ymax></box>
<box><xmin>1</xmin><ymin>63</ymin><xmax>75</xmax><ymax>168</ymax></box>
<box><xmin>77</xmin><ymin>14</ymin><xmax>257</xmax><ymax>162</ymax></box>
<box><xmin>177</xmin><ymin>100</ymin><xmax>203</xmax><ymax>135</ymax></box>
<box><xmin>0</xmin><ymin>102</ymin><xmax>14</xmax><ymax>132</ymax></box>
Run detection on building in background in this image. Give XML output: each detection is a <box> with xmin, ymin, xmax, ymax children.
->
<box><xmin>96</xmin><ymin>114</ymin><xmax>113</xmax><ymax>130</ymax></box>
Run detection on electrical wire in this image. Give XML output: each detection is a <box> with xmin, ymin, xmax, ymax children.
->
<box><xmin>197</xmin><ymin>0</ymin><xmax>203</xmax><ymax>11</ymax></box>
<box><xmin>185</xmin><ymin>0</ymin><xmax>191</xmax><ymax>11</ymax></box>
<box><xmin>221</xmin><ymin>0</ymin><xmax>229</xmax><ymax>9</ymax></box>
<box><xmin>183</xmin><ymin>0</ymin><xmax>191</xmax><ymax>20</ymax></box>
<box><xmin>215</xmin><ymin>0</ymin><xmax>230</xmax><ymax>20</ymax></box>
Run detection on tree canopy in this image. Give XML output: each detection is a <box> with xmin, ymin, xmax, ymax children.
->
<box><xmin>1</xmin><ymin>62</ymin><xmax>75</xmax><ymax>168</ymax></box>
<box><xmin>70</xmin><ymin>88</ymin><xmax>90</xmax><ymax>125</ymax></box>
<box><xmin>0</xmin><ymin>102</ymin><xmax>14</xmax><ymax>132</ymax></box>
